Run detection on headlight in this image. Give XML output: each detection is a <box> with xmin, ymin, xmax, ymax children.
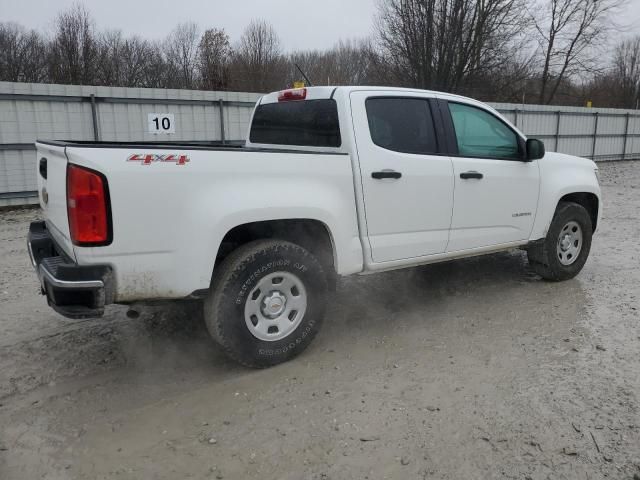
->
<box><xmin>594</xmin><ymin>168</ymin><xmax>600</xmax><ymax>183</ymax></box>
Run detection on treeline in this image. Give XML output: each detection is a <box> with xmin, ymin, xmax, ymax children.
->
<box><xmin>0</xmin><ymin>1</ymin><xmax>638</xmax><ymax>108</ymax></box>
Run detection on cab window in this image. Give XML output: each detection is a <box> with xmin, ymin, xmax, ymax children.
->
<box><xmin>250</xmin><ymin>99</ymin><xmax>341</xmax><ymax>147</ymax></box>
<box><xmin>448</xmin><ymin>102</ymin><xmax>520</xmax><ymax>160</ymax></box>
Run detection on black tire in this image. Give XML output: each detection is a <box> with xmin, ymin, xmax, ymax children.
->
<box><xmin>204</xmin><ymin>239</ymin><xmax>327</xmax><ymax>368</ymax></box>
<box><xmin>527</xmin><ymin>201</ymin><xmax>593</xmax><ymax>281</ymax></box>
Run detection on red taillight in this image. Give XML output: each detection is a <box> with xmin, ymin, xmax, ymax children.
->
<box><xmin>278</xmin><ymin>88</ymin><xmax>307</xmax><ymax>102</ymax></box>
<box><xmin>67</xmin><ymin>164</ymin><xmax>111</xmax><ymax>246</ymax></box>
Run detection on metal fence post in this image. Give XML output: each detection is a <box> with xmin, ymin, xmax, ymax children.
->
<box><xmin>555</xmin><ymin>111</ymin><xmax>561</xmax><ymax>151</ymax></box>
<box><xmin>514</xmin><ymin>109</ymin><xmax>519</xmax><ymax>129</ymax></box>
<box><xmin>218</xmin><ymin>99</ymin><xmax>226</xmax><ymax>145</ymax></box>
<box><xmin>591</xmin><ymin>112</ymin><xmax>599</xmax><ymax>160</ymax></box>
<box><xmin>90</xmin><ymin>94</ymin><xmax>100</xmax><ymax>141</ymax></box>
<box><xmin>622</xmin><ymin>113</ymin><xmax>630</xmax><ymax>160</ymax></box>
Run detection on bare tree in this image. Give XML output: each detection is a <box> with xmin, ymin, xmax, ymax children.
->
<box><xmin>198</xmin><ymin>28</ymin><xmax>231</xmax><ymax>91</ymax></box>
<box><xmin>2</xmin><ymin>1</ymin><xmax>634</xmax><ymax>109</ymax></box>
<box><xmin>462</xmin><ymin>56</ymin><xmax>536</xmax><ymax>102</ymax></box>
<box><xmin>120</xmin><ymin>37</ymin><xmax>159</xmax><ymax>87</ymax></box>
<box><xmin>137</xmin><ymin>41</ymin><xmax>169</xmax><ymax>88</ymax></box>
<box><xmin>375</xmin><ymin>0</ymin><xmax>530</xmax><ymax>92</ymax></box>
<box><xmin>612</xmin><ymin>36</ymin><xmax>640</xmax><ymax>109</ymax></box>
<box><xmin>96</xmin><ymin>31</ymin><xmax>165</xmax><ymax>88</ymax></box>
<box><xmin>331</xmin><ymin>40</ymin><xmax>377</xmax><ymax>85</ymax></box>
<box><xmin>287</xmin><ymin>39</ymin><xmax>377</xmax><ymax>86</ymax></box>
<box><xmin>96</xmin><ymin>30</ymin><xmax>124</xmax><ymax>86</ymax></box>
<box><xmin>0</xmin><ymin>22</ymin><xmax>47</xmax><ymax>82</ymax></box>
<box><xmin>48</xmin><ymin>3</ymin><xmax>99</xmax><ymax>85</ymax></box>
<box><xmin>165</xmin><ymin>22</ymin><xmax>200</xmax><ymax>89</ymax></box>
<box><xmin>230</xmin><ymin>20</ymin><xmax>286</xmax><ymax>92</ymax></box>
<box><xmin>531</xmin><ymin>0</ymin><xmax>624</xmax><ymax>104</ymax></box>
<box><xmin>587</xmin><ymin>35</ymin><xmax>640</xmax><ymax>109</ymax></box>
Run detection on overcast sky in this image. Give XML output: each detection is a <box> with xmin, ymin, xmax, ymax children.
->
<box><xmin>1</xmin><ymin>0</ymin><xmax>639</xmax><ymax>51</ymax></box>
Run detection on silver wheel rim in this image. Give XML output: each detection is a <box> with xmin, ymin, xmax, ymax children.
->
<box><xmin>556</xmin><ymin>220</ymin><xmax>583</xmax><ymax>266</ymax></box>
<box><xmin>244</xmin><ymin>271</ymin><xmax>307</xmax><ymax>342</ymax></box>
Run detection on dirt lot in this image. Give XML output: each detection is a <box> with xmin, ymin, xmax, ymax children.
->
<box><xmin>1</xmin><ymin>161</ymin><xmax>639</xmax><ymax>480</ymax></box>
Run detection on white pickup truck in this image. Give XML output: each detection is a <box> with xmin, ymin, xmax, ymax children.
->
<box><xmin>29</xmin><ymin>86</ymin><xmax>601</xmax><ymax>367</ymax></box>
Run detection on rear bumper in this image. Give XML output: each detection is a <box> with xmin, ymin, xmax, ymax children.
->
<box><xmin>28</xmin><ymin>221</ymin><xmax>114</xmax><ymax>319</ymax></box>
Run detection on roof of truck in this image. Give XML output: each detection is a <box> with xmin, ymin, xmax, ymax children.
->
<box><xmin>258</xmin><ymin>85</ymin><xmax>491</xmax><ymax>113</ymax></box>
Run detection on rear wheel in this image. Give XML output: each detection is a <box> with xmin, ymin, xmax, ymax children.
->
<box><xmin>204</xmin><ymin>239</ymin><xmax>327</xmax><ymax>368</ymax></box>
<box><xmin>527</xmin><ymin>202</ymin><xmax>593</xmax><ymax>281</ymax></box>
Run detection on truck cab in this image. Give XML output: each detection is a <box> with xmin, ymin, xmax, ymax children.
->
<box><xmin>249</xmin><ymin>86</ymin><xmax>599</xmax><ymax>266</ymax></box>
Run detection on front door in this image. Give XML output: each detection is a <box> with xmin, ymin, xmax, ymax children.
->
<box><xmin>441</xmin><ymin>100</ymin><xmax>540</xmax><ymax>252</ymax></box>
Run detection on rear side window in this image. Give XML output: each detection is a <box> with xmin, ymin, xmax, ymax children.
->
<box><xmin>250</xmin><ymin>99</ymin><xmax>341</xmax><ymax>147</ymax></box>
<box><xmin>365</xmin><ymin>97</ymin><xmax>438</xmax><ymax>155</ymax></box>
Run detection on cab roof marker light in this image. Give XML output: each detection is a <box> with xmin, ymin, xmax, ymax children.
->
<box><xmin>278</xmin><ymin>88</ymin><xmax>307</xmax><ymax>102</ymax></box>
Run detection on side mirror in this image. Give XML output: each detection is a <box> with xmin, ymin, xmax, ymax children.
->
<box><xmin>526</xmin><ymin>138</ymin><xmax>545</xmax><ymax>161</ymax></box>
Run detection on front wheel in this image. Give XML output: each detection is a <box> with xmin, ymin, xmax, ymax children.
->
<box><xmin>204</xmin><ymin>240</ymin><xmax>327</xmax><ymax>368</ymax></box>
<box><xmin>527</xmin><ymin>201</ymin><xmax>593</xmax><ymax>281</ymax></box>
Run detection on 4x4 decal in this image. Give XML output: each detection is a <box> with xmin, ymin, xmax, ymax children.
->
<box><xmin>127</xmin><ymin>154</ymin><xmax>190</xmax><ymax>165</ymax></box>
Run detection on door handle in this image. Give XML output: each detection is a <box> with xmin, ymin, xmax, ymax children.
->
<box><xmin>372</xmin><ymin>170</ymin><xmax>402</xmax><ymax>180</ymax></box>
<box><xmin>460</xmin><ymin>171</ymin><xmax>483</xmax><ymax>180</ymax></box>
<box><xmin>39</xmin><ymin>157</ymin><xmax>47</xmax><ymax>179</ymax></box>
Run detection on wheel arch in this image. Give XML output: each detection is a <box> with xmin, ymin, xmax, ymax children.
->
<box><xmin>557</xmin><ymin>192</ymin><xmax>599</xmax><ymax>232</ymax></box>
<box><xmin>215</xmin><ymin>218</ymin><xmax>338</xmax><ymax>289</ymax></box>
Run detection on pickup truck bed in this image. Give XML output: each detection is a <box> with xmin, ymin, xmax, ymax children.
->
<box><xmin>34</xmin><ymin>138</ymin><xmax>363</xmax><ymax>307</ymax></box>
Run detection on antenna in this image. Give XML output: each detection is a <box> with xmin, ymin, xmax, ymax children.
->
<box><xmin>295</xmin><ymin>63</ymin><xmax>313</xmax><ymax>87</ymax></box>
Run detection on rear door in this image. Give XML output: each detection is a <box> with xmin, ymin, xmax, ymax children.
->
<box><xmin>350</xmin><ymin>91</ymin><xmax>454</xmax><ymax>263</ymax></box>
<box><xmin>438</xmin><ymin>100</ymin><xmax>540</xmax><ymax>252</ymax></box>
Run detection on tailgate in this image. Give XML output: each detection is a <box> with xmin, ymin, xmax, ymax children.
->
<box><xmin>36</xmin><ymin>142</ymin><xmax>75</xmax><ymax>260</ymax></box>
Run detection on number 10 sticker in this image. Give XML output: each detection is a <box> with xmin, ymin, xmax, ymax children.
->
<box><xmin>148</xmin><ymin>113</ymin><xmax>175</xmax><ymax>134</ymax></box>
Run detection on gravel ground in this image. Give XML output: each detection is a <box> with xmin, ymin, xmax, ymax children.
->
<box><xmin>1</xmin><ymin>161</ymin><xmax>639</xmax><ymax>480</ymax></box>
